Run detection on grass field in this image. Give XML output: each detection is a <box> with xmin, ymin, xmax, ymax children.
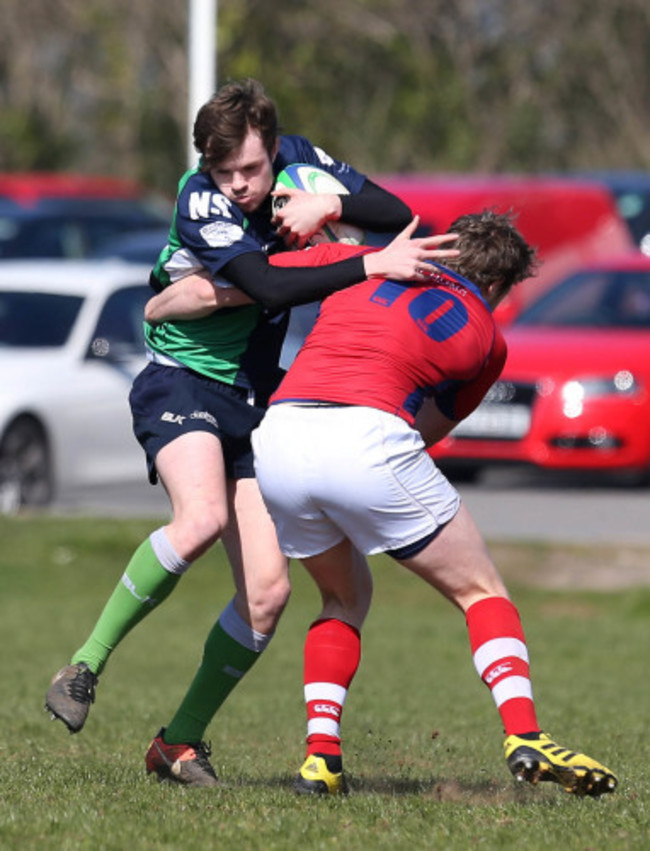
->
<box><xmin>1</xmin><ymin>515</ymin><xmax>648</xmax><ymax>850</ymax></box>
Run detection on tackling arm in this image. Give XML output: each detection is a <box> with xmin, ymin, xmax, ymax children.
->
<box><xmin>419</xmin><ymin>330</ymin><xmax>508</xmax><ymax>446</ymax></box>
<box><xmin>414</xmin><ymin>398</ymin><xmax>459</xmax><ymax>448</ymax></box>
<box><xmin>224</xmin><ymin>221</ymin><xmax>459</xmax><ymax>312</ymax></box>
<box><xmin>146</xmin><ymin>222</ymin><xmax>459</xmax><ymax>321</ymax></box>
<box><xmin>144</xmin><ymin>272</ymin><xmax>253</xmax><ymax>325</ymax></box>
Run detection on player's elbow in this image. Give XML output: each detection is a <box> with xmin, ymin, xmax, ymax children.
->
<box><xmin>238</xmin><ymin>284</ymin><xmax>290</xmax><ymax>312</ymax></box>
<box><xmin>144</xmin><ymin>298</ymin><xmax>163</xmax><ymax>324</ymax></box>
<box><xmin>257</xmin><ymin>291</ymin><xmax>290</xmax><ymax>311</ymax></box>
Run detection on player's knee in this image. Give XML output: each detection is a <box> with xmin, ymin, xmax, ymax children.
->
<box><xmin>173</xmin><ymin>510</ymin><xmax>228</xmax><ymax>560</ymax></box>
<box><xmin>319</xmin><ymin>585</ymin><xmax>372</xmax><ymax>628</ymax></box>
<box><xmin>263</xmin><ymin>571</ymin><xmax>292</xmax><ymax>617</ymax></box>
<box><xmin>334</xmin><ymin>559</ymin><xmax>373</xmax><ymax>620</ymax></box>
<box><xmin>247</xmin><ymin>572</ymin><xmax>292</xmax><ymax>631</ymax></box>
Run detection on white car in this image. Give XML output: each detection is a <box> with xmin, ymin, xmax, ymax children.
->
<box><xmin>0</xmin><ymin>260</ymin><xmax>153</xmax><ymax>512</ymax></box>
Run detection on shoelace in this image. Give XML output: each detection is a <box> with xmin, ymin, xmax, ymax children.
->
<box><xmin>67</xmin><ymin>667</ymin><xmax>97</xmax><ymax>704</ymax></box>
<box><xmin>191</xmin><ymin>741</ymin><xmax>213</xmax><ymax>770</ymax></box>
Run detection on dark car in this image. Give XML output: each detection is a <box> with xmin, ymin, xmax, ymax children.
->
<box><xmin>0</xmin><ymin>172</ymin><xmax>171</xmax><ymax>260</ymax></box>
<box><xmin>89</xmin><ymin>227</ymin><xmax>170</xmax><ymax>264</ymax></box>
<box><xmin>575</xmin><ymin>171</ymin><xmax>650</xmax><ymax>255</ymax></box>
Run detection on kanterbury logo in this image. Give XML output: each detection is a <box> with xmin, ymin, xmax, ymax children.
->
<box><xmin>314</xmin><ymin>703</ymin><xmax>341</xmax><ymax>718</ymax></box>
<box><xmin>190</xmin><ymin>410</ymin><xmax>218</xmax><ymax>429</ymax></box>
<box><xmin>484</xmin><ymin>662</ymin><xmax>513</xmax><ymax>685</ymax></box>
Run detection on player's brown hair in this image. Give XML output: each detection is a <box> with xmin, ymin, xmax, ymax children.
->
<box><xmin>444</xmin><ymin>209</ymin><xmax>538</xmax><ymax>302</ymax></box>
<box><xmin>193</xmin><ymin>78</ymin><xmax>279</xmax><ymax>170</ymax></box>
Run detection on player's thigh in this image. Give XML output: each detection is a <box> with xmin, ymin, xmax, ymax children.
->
<box><xmin>396</xmin><ymin>502</ymin><xmax>508</xmax><ymax>611</ymax></box>
<box><xmin>156</xmin><ymin>432</ymin><xmax>229</xmax><ymax>550</ymax></box>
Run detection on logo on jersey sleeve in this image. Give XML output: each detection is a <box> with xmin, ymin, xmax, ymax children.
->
<box><xmin>314</xmin><ymin>146</ymin><xmax>335</xmax><ymax>167</ymax></box>
<box><xmin>199</xmin><ymin>221</ymin><xmax>245</xmax><ymax>247</ymax></box>
<box><xmin>189</xmin><ymin>190</ymin><xmax>234</xmax><ymax>220</ymax></box>
<box><xmin>313</xmin><ymin>145</ymin><xmax>353</xmax><ymax>179</ymax></box>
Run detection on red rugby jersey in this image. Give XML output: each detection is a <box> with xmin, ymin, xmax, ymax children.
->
<box><xmin>270</xmin><ymin>243</ymin><xmax>506</xmax><ymax>425</ymax></box>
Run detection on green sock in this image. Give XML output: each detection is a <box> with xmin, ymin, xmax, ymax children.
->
<box><xmin>71</xmin><ymin>537</ymin><xmax>181</xmax><ymax>675</ymax></box>
<box><xmin>164</xmin><ymin>619</ymin><xmax>262</xmax><ymax>744</ymax></box>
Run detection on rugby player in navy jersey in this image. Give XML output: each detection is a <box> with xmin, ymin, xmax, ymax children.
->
<box><xmin>251</xmin><ymin>211</ymin><xmax>618</xmax><ymax>798</ymax></box>
<box><xmin>45</xmin><ymin>78</ymin><xmax>456</xmax><ymax>786</ymax></box>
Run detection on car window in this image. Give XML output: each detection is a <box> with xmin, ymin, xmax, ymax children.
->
<box><xmin>89</xmin><ymin>229</ymin><xmax>169</xmax><ymax>263</ymax></box>
<box><xmin>0</xmin><ymin>193</ymin><xmax>170</xmax><ymax>259</ymax></box>
<box><xmin>614</xmin><ymin>273</ymin><xmax>650</xmax><ymax>325</ymax></box>
<box><xmin>516</xmin><ymin>269</ymin><xmax>650</xmax><ymax>328</ymax></box>
<box><xmin>0</xmin><ymin>217</ymin><xmax>85</xmax><ymax>258</ymax></box>
<box><xmin>0</xmin><ymin>291</ymin><xmax>83</xmax><ymax>347</ymax></box>
<box><xmin>89</xmin><ymin>285</ymin><xmax>150</xmax><ymax>357</ymax></box>
<box><xmin>612</xmin><ymin>190</ymin><xmax>650</xmax><ymax>247</ymax></box>
<box><xmin>516</xmin><ymin>272</ymin><xmax>611</xmax><ymax>326</ymax></box>
<box><xmin>0</xmin><ymin>215</ymin><xmax>164</xmax><ymax>259</ymax></box>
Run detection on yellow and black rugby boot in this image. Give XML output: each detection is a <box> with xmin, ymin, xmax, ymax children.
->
<box><xmin>504</xmin><ymin>731</ymin><xmax>618</xmax><ymax>797</ymax></box>
<box><xmin>294</xmin><ymin>752</ymin><xmax>349</xmax><ymax>795</ymax></box>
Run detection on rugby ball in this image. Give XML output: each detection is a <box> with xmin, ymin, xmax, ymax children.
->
<box><xmin>272</xmin><ymin>164</ymin><xmax>365</xmax><ymax>245</ymax></box>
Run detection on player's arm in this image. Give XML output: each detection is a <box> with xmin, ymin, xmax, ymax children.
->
<box><xmin>144</xmin><ymin>272</ymin><xmax>253</xmax><ymax>325</ymax></box>
<box><xmin>225</xmin><ymin>219</ymin><xmax>458</xmax><ymax>311</ymax></box>
<box><xmin>414</xmin><ymin>399</ymin><xmax>458</xmax><ymax>448</ymax></box>
<box><xmin>144</xmin><ymin>249</ymin><xmax>358</xmax><ymax>323</ymax></box>
<box><xmin>419</xmin><ymin>332</ymin><xmax>508</xmax><ymax>446</ymax></box>
<box><xmin>273</xmin><ymin>178</ymin><xmax>413</xmax><ymax>249</ymax></box>
<box><xmin>146</xmin><ymin>219</ymin><xmax>458</xmax><ymax>321</ymax></box>
<box><xmin>340</xmin><ymin>179</ymin><xmax>413</xmax><ymax>230</ymax></box>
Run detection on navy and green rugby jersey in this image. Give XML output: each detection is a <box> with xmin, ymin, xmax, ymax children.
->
<box><xmin>145</xmin><ymin>135</ymin><xmax>366</xmax><ymax>399</ymax></box>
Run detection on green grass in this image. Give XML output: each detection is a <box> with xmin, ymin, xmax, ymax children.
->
<box><xmin>1</xmin><ymin>515</ymin><xmax>648</xmax><ymax>850</ymax></box>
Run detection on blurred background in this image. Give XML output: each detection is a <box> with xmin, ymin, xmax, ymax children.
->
<box><xmin>2</xmin><ymin>0</ymin><xmax>650</xmax><ymax>519</ymax></box>
<box><xmin>2</xmin><ymin>0</ymin><xmax>650</xmax><ymax>186</ymax></box>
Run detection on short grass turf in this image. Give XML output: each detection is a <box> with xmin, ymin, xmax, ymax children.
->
<box><xmin>0</xmin><ymin>515</ymin><xmax>648</xmax><ymax>850</ymax></box>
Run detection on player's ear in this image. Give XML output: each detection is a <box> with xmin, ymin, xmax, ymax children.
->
<box><xmin>485</xmin><ymin>279</ymin><xmax>506</xmax><ymax>309</ymax></box>
<box><xmin>270</xmin><ymin>138</ymin><xmax>280</xmax><ymax>161</ymax></box>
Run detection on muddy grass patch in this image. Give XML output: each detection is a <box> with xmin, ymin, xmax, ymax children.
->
<box><xmin>487</xmin><ymin>540</ymin><xmax>650</xmax><ymax>590</ymax></box>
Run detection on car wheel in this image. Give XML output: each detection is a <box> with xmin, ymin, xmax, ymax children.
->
<box><xmin>0</xmin><ymin>417</ymin><xmax>53</xmax><ymax>513</ymax></box>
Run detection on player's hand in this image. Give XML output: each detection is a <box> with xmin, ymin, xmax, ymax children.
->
<box><xmin>363</xmin><ymin>216</ymin><xmax>459</xmax><ymax>280</ymax></box>
<box><xmin>271</xmin><ymin>186</ymin><xmax>342</xmax><ymax>249</ymax></box>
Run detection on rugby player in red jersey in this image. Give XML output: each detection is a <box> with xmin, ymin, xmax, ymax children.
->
<box><xmin>251</xmin><ymin>210</ymin><xmax>618</xmax><ymax>798</ymax></box>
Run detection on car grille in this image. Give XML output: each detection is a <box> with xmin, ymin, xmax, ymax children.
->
<box><xmin>451</xmin><ymin>381</ymin><xmax>537</xmax><ymax>441</ymax></box>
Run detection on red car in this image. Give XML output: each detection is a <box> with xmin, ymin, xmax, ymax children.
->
<box><xmin>431</xmin><ymin>253</ymin><xmax>650</xmax><ymax>481</ymax></box>
<box><xmin>376</xmin><ymin>174</ymin><xmax>633</xmax><ymax>324</ymax></box>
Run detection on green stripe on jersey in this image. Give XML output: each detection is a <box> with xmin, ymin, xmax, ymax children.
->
<box><xmin>147</xmin><ymin>164</ymin><xmax>264</xmax><ymax>384</ymax></box>
<box><xmin>144</xmin><ymin>305</ymin><xmax>263</xmax><ymax>384</ymax></box>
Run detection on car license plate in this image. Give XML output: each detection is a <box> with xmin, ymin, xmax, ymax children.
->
<box><xmin>452</xmin><ymin>404</ymin><xmax>531</xmax><ymax>440</ymax></box>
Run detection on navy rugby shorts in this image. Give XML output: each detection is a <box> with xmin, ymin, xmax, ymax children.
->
<box><xmin>129</xmin><ymin>362</ymin><xmax>265</xmax><ymax>483</ymax></box>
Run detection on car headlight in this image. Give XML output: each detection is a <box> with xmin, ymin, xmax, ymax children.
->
<box><xmin>561</xmin><ymin>371</ymin><xmax>639</xmax><ymax>418</ymax></box>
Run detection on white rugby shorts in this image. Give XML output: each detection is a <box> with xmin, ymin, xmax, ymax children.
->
<box><xmin>251</xmin><ymin>404</ymin><xmax>461</xmax><ymax>559</ymax></box>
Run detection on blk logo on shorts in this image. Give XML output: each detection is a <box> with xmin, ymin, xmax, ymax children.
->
<box><xmin>161</xmin><ymin>411</ymin><xmax>186</xmax><ymax>425</ymax></box>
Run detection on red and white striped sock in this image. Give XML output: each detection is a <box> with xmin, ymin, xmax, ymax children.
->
<box><xmin>303</xmin><ymin>618</ymin><xmax>361</xmax><ymax>757</ymax></box>
<box><xmin>466</xmin><ymin>596</ymin><xmax>539</xmax><ymax>736</ymax></box>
